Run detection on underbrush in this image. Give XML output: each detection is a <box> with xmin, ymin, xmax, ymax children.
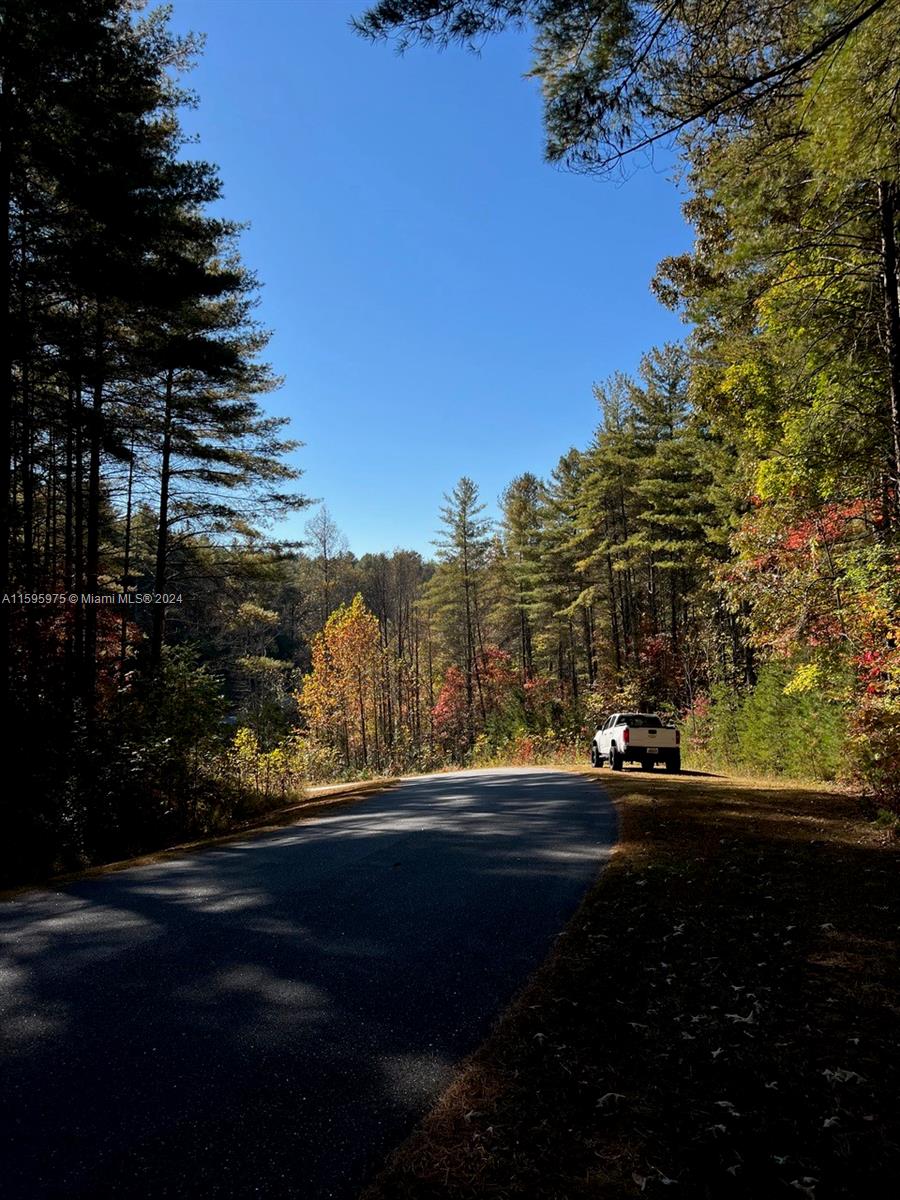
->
<box><xmin>471</xmin><ymin>730</ymin><xmax>582</xmax><ymax>768</ymax></box>
<box><xmin>4</xmin><ymin>648</ymin><xmax>308</xmax><ymax>887</ymax></box>
<box><xmin>679</xmin><ymin>662</ymin><xmax>849</xmax><ymax>783</ymax></box>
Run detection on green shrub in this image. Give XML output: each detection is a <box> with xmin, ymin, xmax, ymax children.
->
<box><xmin>682</xmin><ymin>661</ymin><xmax>849</xmax><ymax>781</ymax></box>
<box><xmin>850</xmin><ymin>693</ymin><xmax>900</xmax><ymax>810</ymax></box>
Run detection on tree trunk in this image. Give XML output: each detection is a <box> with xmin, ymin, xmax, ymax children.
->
<box><xmin>64</xmin><ymin>387</ymin><xmax>74</xmax><ymax>598</ymax></box>
<box><xmin>82</xmin><ymin>308</ymin><xmax>104</xmax><ymax>709</ymax></box>
<box><xmin>21</xmin><ymin>359</ymin><xmax>39</xmax><ymax>680</ymax></box>
<box><xmin>606</xmin><ymin>551</ymin><xmax>622</xmax><ymax>672</ymax></box>
<box><xmin>426</xmin><ymin>611</ymin><xmax>435</xmax><ymax>752</ymax></box>
<box><xmin>461</xmin><ymin>543</ymin><xmax>476</xmax><ymax>744</ymax></box>
<box><xmin>0</xmin><ymin>54</ymin><xmax>14</xmax><ymax>716</ymax></box>
<box><xmin>46</xmin><ymin>426</ymin><xmax>57</xmax><ymax>581</ymax></box>
<box><xmin>72</xmin><ymin>391</ymin><xmax>85</xmax><ymax>686</ymax></box>
<box><xmin>150</xmin><ymin>366</ymin><xmax>174</xmax><ymax>667</ymax></box>
<box><xmin>582</xmin><ymin>603</ymin><xmax>596</xmax><ymax>686</ymax></box>
<box><xmin>412</xmin><ymin>612</ymin><xmax>421</xmax><ymax>742</ymax></box>
<box><xmin>357</xmin><ymin>670</ymin><xmax>368</xmax><ymax>766</ymax></box>
<box><xmin>877</xmin><ymin>179</ymin><xmax>900</xmax><ymax>519</ymax></box>
<box><xmin>519</xmin><ymin>604</ymin><xmax>528</xmax><ymax>682</ymax></box>
<box><xmin>21</xmin><ymin>363</ymin><xmax>33</xmax><ymax>589</ymax></box>
<box><xmin>119</xmin><ymin>439</ymin><xmax>135</xmax><ymax>684</ymax></box>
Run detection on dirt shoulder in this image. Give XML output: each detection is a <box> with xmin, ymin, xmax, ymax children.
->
<box><xmin>361</xmin><ymin>767</ymin><xmax>899</xmax><ymax>1199</ymax></box>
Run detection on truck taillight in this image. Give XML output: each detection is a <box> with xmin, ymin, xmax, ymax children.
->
<box><xmin>622</xmin><ymin>727</ymin><xmax>630</xmax><ymax>744</ymax></box>
<box><xmin>675</xmin><ymin>729</ymin><xmax>680</xmax><ymax>745</ymax></box>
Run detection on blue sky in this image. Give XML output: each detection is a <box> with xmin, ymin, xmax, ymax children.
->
<box><xmin>167</xmin><ymin>0</ymin><xmax>691</xmax><ymax>556</ymax></box>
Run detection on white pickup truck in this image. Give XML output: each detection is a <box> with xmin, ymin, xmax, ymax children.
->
<box><xmin>591</xmin><ymin>712</ymin><xmax>681</xmax><ymax>772</ymax></box>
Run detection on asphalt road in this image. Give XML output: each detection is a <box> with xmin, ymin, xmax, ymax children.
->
<box><xmin>0</xmin><ymin>767</ymin><xmax>616</xmax><ymax>1199</ymax></box>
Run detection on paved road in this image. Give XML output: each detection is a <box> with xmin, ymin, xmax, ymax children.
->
<box><xmin>0</xmin><ymin>768</ymin><xmax>615</xmax><ymax>1199</ymax></box>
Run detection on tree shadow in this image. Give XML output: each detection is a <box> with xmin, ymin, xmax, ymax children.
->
<box><xmin>0</xmin><ymin>769</ymin><xmax>616</xmax><ymax>1200</ymax></box>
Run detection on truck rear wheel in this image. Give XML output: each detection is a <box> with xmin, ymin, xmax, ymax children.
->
<box><xmin>665</xmin><ymin>752</ymin><xmax>682</xmax><ymax>773</ymax></box>
<box><xmin>609</xmin><ymin>746</ymin><xmax>622</xmax><ymax>771</ymax></box>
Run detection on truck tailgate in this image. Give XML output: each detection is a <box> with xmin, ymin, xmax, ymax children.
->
<box><xmin>628</xmin><ymin>727</ymin><xmax>676</xmax><ymax>749</ymax></box>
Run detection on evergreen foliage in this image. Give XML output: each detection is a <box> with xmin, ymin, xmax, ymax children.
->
<box><xmin>1</xmin><ymin>2</ymin><xmax>306</xmax><ymax>881</ymax></box>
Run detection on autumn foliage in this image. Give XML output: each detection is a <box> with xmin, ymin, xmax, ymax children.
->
<box><xmin>298</xmin><ymin>594</ymin><xmax>386</xmax><ymax>770</ymax></box>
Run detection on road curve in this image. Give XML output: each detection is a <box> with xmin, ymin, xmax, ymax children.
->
<box><xmin>0</xmin><ymin>767</ymin><xmax>615</xmax><ymax>1199</ymax></box>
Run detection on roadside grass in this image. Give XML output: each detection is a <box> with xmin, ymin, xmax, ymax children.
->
<box><xmin>361</xmin><ymin>767</ymin><xmax>899</xmax><ymax>1199</ymax></box>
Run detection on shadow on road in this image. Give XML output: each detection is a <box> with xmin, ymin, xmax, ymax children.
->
<box><xmin>0</xmin><ymin>768</ymin><xmax>615</xmax><ymax>1200</ymax></box>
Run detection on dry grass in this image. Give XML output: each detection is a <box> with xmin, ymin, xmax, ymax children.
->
<box><xmin>361</xmin><ymin>767</ymin><xmax>899</xmax><ymax>1199</ymax></box>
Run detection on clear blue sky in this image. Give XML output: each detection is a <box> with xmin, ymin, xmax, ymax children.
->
<box><xmin>167</xmin><ymin>0</ymin><xmax>690</xmax><ymax>556</ymax></box>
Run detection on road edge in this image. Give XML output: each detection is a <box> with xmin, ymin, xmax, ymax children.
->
<box><xmin>0</xmin><ymin>776</ymin><xmax>403</xmax><ymax>902</ymax></box>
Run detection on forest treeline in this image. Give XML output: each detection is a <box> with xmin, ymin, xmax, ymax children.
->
<box><xmin>4</xmin><ymin>0</ymin><xmax>900</xmax><ymax>881</ymax></box>
<box><xmin>1</xmin><ymin>2</ymin><xmax>306</xmax><ymax>880</ymax></box>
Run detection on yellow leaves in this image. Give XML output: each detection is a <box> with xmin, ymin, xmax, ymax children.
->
<box><xmin>755</xmin><ymin>458</ymin><xmax>791</xmax><ymax>503</ymax></box>
<box><xmin>230</xmin><ymin>727</ymin><xmax>301</xmax><ymax>802</ymax></box>
<box><xmin>232</xmin><ymin>726</ymin><xmax>259</xmax><ymax>760</ymax></box>
<box><xmin>323</xmin><ymin>593</ymin><xmax>381</xmax><ymax>676</ymax></box>
<box><xmin>783</xmin><ymin>663</ymin><xmax>821</xmax><ymax>697</ymax></box>
<box><xmin>718</xmin><ymin>358</ymin><xmax>781</xmax><ymax>453</ymax></box>
<box><xmin>232</xmin><ymin>726</ymin><xmax>286</xmax><ymax>771</ymax></box>
<box><xmin>296</xmin><ymin>594</ymin><xmax>388</xmax><ymax>761</ymax></box>
<box><xmin>721</xmin><ymin>359</ymin><xmax>768</xmax><ymax>404</ymax></box>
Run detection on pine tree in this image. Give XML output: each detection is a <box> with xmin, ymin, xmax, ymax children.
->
<box><xmin>429</xmin><ymin>477</ymin><xmax>493</xmax><ymax>745</ymax></box>
<box><xmin>1</xmin><ymin>2</ymin><xmax>307</xmax><ymax>872</ymax></box>
<box><xmin>498</xmin><ymin>473</ymin><xmax>542</xmax><ymax>681</ymax></box>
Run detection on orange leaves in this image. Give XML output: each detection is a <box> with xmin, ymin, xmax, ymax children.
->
<box><xmin>432</xmin><ymin>647</ymin><xmax>520</xmax><ymax>752</ymax></box>
<box><xmin>478</xmin><ymin>645</ymin><xmax>519</xmax><ymax>712</ymax></box>
<box><xmin>432</xmin><ymin>665</ymin><xmax>469</xmax><ymax>750</ymax></box>
<box><xmin>727</xmin><ymin>495</ymin><xmax>886</xmax><ymax>658</ymax></box>
<box><xmin>297</xmin><ymin>594</ymin><xmax>385</xmax><ymax>762</ymax></box>
<box><xmin>737</xmin><ymin>497</ymin><xmax>875</xmax><ymax>566</ymax></box>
